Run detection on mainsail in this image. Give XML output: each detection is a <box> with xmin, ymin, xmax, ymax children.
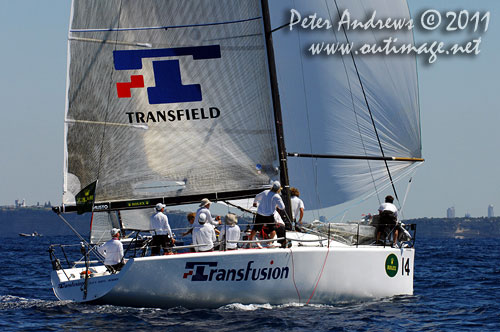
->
<box><xmin>271</xmin><ymin>0</ymin><xmax>422</xmax><ymax>211</ymax></box>
<box><xmin>63</xmin><ymin>0</ymin><xmax>279</xmax><ymax>208</ymax></box>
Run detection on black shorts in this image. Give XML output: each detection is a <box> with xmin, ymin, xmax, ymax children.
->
<box><xmin>106</xmin><ymin>261</ymin><xmax>124</xmax><ymax>273</ymax></box>
<box><xmin>151</xmin><ymin>235</ymin><xmax>173</xmax><ymax>255</ymax></box>
<box><xmin>253</xmin><ymin>214</ymin><xmax>275</xmax><ymax>233</ymax></box>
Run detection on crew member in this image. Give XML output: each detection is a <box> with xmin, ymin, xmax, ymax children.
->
<box><xmin>250</xmin><ymin>181</ymin><xmax>285</xmax><ymax>245</ymax></box>
<box><xmin>97</xmin><ymin>228</ymin><xmax>124</xmax><ymax>272</ymax></box>
<box><xmin>290</xmin><ymin>187</ymin><xmax>305</xmax><ymax>227</ymax></box>
<box><xmin>195</xmin><ymin>198</ymin><xmax>221</xmax><ymax>226</ymax></box>
<box><xmin>193</xmin><ymin>213</ymin><xmax>216</xmax><ymax>252</ymax></box>
<box><xmin>221</xmin><ymin>213</ymin><xmax>241</xmax><ymax>250</ymax></box>
<box><xmin>376</xmin><ymin>195</ymin><xmax>399</xmax><ymax>247</ymax></box>
<box><xmin>150</xmin><ymin>203</ymin><xmax>175</xmax><ymax>255</ymax></box>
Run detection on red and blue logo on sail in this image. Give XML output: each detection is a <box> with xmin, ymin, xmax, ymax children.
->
<box><xmin>113</xmin><ymin>45</ymin><xmax>221</xmax><ymax>104</ymax></box>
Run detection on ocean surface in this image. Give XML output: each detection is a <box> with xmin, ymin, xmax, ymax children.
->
<box><xmin>1</xmin><ymin>235</ymin><xmax>499</xmax><ymax>331</ymax></box>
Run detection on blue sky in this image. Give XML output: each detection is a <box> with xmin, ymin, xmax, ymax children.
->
<box><xmin>0</xmin><ymin>1</ymin><xmax>498</xmax><ymax>219</ymax></box>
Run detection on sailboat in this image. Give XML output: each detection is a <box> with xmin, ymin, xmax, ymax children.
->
<box><xmin>50</xmin><ymin>0</ymin><xmax>423</xmax><ymax>308</ymax></box>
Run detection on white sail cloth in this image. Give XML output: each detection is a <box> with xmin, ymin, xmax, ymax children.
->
<box><xmin>63</xmin><ymin>0</ymin><xmax>278</xmax><ymax>205</ymax></box>
<box><xmin>271</xmin><ymin>0</ymin><xmax>421</xmax><ymax>210</ymax></box>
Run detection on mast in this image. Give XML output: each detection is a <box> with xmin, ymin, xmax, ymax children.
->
<box><xmin>260</xmin><ymin>0</ymin><xmax>293</xmax><ymax>224</ymax></box>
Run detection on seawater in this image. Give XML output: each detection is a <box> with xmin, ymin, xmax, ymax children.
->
<box><xmin>1</xmin><ymin>236</ymin><xmax>499</xmax><ymax>331</ymax></box>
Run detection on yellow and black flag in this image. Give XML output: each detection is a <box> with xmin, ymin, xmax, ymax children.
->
<box><xmin>75</xmin><ymin>181</ymin><xmax>97</xmax><ymax>215</ymax></box>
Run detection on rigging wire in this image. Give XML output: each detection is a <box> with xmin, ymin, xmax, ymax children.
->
<box><xmin>325</xmin><ymin>162</ymin><xmax>421</xmax><ymax>222</ymax></box>
<box><xmin>332</xmin><ymin>0</ymin><xmax>400</xmax><ymax>204</ymax></box>
<box><xmin>399</xmin><ymin>166</ymin><xmax>419</xmax><ymax>219</ymax></box>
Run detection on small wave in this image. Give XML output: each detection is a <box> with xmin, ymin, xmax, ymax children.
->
<box><xmin>219</xmin><ymin>301</ymin><xmax>355</xmax><ymax>311</ymax></box>
<box><xmin>0</xmin><ymin>295</ymin><xmax>68</xmax><ymax>310</ymax></box>
<box><xmin>221</xmin><ymin>303</ymin><xmax>274</xmax><ymax>311</ymax></box>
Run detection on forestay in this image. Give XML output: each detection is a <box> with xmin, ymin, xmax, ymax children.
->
<box><xmin>63</xmin><ymin>0</ymin><xmax>279</xmax><ymax>206</ymax></box>
<box><xmin>271</xmin><ymin>0</ymin><xmax>421</xmax><ymax>210</ymax></box>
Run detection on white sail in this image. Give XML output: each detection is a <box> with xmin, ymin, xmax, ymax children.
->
<box><xmin>271</xmin><ymin>0</ymin><xmax>421</xmax><ymax>210</ymax></box>
<box><xmin>90</xmin><ymin>209</ymin><xmax>154</xmax><ymax>244</ymax></box>
<box><xmin>90</xmin><ymin>211</ymin><xmax>120</xmax><ymax>244</ymax></box>
<box><xmin>63</xmin><ymin>0</ymin><xmax>278</xmax><ymax>205</ymax></box>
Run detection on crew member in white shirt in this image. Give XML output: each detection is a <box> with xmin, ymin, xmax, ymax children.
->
<box><xmin>290</xmin><ymin>187</ymin><xmax>305</xmax><ymax>227</ymax></box>
<box><xmin>97</xmin><ymin>228</ymin><xmax>124</xmax><ymax>272</ymax></box>
<box><xmin>376</xmin><ymin>195</ymin><xmax>399</xmax><ymax>246</ymax></box>
<box><xmin>193</xmin><ymin>213</ymin><xmax>216</xmax><ymax>252</ymax></box>
<box><xmin>195</xmin><ymin>198</ymin><xmax>221</xmax><ymax>226</ymax></box>
<box><xmin>221</xmin><ymin>213</ymin><xmax>241</xmax><ymax>250</ymax></box>
<box><xmin>250</xmin><ymin>181</ymin><xmax>285</xmax><ymax>244</ymax></box>
<box><xmin>150</xmin><ymin>203</ymin><xmax>175</xmax><ymax>255</ymax></box>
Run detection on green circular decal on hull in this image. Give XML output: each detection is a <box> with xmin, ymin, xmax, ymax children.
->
<box><xmin>385</xmin><ymin>254</ymin><xmax>399</xmax><ymax>277</ymax></box>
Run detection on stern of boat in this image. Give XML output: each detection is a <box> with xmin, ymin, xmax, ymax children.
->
<box><xmin>51</xmin><ymin>265</ymin><xmax>123</xmax><ymax>302</ymax></box>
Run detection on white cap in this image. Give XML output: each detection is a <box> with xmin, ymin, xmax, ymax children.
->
<box><xmin>271</xmin><ymin>181</ymin><xmax>281</xmax><ymax>191</ymax></box>
<box><xmin>198</xmin><ymin>213</ymin><xmax>207</xmax><ymax>224</ymax></box>
<box><xmin>110</xmin><ymin>228</ymin><xmax>120</xmax><ymax>237</ymax></box>
<box><xmin>155</xmin><ymin>203</ymin><xmax>165</xmax><ymax>211</ymax></box>
<box><xmin>199</xmin><ymin>198</ymin><xmax>212</xmax><ymax>207</ymax></box>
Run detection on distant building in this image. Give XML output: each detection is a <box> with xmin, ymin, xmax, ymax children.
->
<box><xmin>488</xmin><ymin>205</ymin><xmax>494</xmax><ymax>218</ymax></box>
<box><xmin>15</xmin><ymin>199</ymin><xmax>26</xmax><ymax>208</ymax></box>
<box><xmin>465</xmin><ymin>212</ymin><xmax>471</xmax><ymax>218</ymax></box>
<box><xmin>446</xmin><ymin>207</ymin><xmax>455</xmax><ymax>218</ymax></box>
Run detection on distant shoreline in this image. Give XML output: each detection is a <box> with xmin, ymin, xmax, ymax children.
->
<box><xmin>1</xmin><ymin>207</ymin><xmax>499</xmax><ymax>238</ymax></box>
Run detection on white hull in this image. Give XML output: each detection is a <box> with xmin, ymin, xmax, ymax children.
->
<box><xmin>51</xmin><ymin>241</ymin><xmax>414</xmax><ymax>308</ymax></box>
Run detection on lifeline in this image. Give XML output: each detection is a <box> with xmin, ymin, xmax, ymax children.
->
<box><xmin>126</xmin><ymin>107</ymin><xmax>220</xmax><ymax>123</ymax></box>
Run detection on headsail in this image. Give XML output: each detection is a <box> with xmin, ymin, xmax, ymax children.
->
<box><xmin>90</xmin><ymin>211</ymin><xmax>120</xmax><ymax>244</ymax></box>
<box><xmin>63</xmin><ymin>0</ymin><xmax>278</xmax><ymax>208</ymax></box>
<box><xmin>90</xmin><ymin>209</ymin><xmax>152</xmax><ymax>244</ymax></box>
<box><xmin>271</xmin><ymin>0</ymin><xmax>422</xmax><ymax>210</ymax></box>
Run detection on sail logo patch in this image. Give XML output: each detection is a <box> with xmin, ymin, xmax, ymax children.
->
<box><xmin>113</xmin><ymin>45</ymin><xmax>221</xmax><ymax>104</ymax></box>
<box><xmin>183</xmin><ymin>260</ymin><xmax>289</xmax><ymax>282</ymax></box>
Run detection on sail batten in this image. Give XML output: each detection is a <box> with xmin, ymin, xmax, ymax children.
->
<box><xmin>70</xmin><ymin>16</ymin><xmax>263</xmax><ymax>33</ymax></box>
<box><xmin>288</xmin><ymin>153</ymin><xmax>424</xmax><ymax>162</ymax></box>
<box><xmin>63</xmin><ymin>187</ymin><xmax>265</xmax><ymax>213</ymax></box>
